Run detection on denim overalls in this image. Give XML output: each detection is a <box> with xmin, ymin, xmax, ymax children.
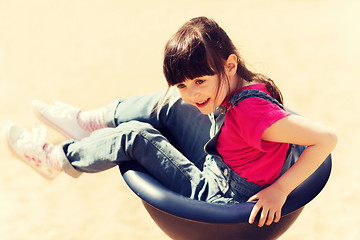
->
<box><xmin>62</xmin><ymin>89</ymin><xmax>304</xmax><ymax>204</ymax></box>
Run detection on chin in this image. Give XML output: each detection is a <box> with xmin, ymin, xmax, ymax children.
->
<box><xmin>198</xmin><ymin>108</ymin><xmax>215</xmax><ymax>115</ymax></box>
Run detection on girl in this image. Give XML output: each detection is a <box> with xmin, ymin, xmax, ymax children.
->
<box><xmin>3</xmin><ymin>16</ymin><xmax>337</xmax><ymax>227</ymax></box>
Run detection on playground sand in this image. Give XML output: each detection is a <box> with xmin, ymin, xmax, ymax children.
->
<box><xmin>1</xmin><ymin>0</ymin><xmax>359</xmax><ymax>239</ymax></box>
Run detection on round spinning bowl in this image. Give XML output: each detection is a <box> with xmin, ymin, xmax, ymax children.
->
<box><xmin>120</xmin><ymin>155</ymin><xmax>331</xmax><ymax>240</ymax></box>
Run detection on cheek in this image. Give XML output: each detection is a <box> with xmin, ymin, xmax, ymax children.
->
<box><xmin>178</xmin><ymin>91</ymin><xmax>191</xmax><ymax>104</ymax></box>
<box><xmin>215</xmin><ymin>87</ymin><xmax>228</xmax><ymax>103</ymax></box>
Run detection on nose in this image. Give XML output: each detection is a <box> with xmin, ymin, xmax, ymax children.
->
<box><xmin>187</xmin><ymin>86</ymin><xmax>200</xmax><ymax>100</ymax></box>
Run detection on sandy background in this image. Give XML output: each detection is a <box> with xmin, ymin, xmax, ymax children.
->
<box><xmin>1</xmin><ymin>0</ymin><xmax>359</xmax><ymax>239</ymax></box>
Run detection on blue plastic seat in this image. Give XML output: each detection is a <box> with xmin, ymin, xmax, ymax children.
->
<box><xmin>120</xmin><ymin>154</ymin><xmax>331</xmax><ymax>240</ymax></box>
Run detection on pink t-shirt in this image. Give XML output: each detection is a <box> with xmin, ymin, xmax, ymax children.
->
<box><xmin>216</xmin><ymin>84</ymin><xmax>291</xmax><ymax>186</ymax></box>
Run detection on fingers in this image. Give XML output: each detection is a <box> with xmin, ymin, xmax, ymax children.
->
<box><xmin>249</xmin><ymin>204</ymin><xmax>282</xmax><ymax>227</ymax></box>
<box><xmin>247</xmin><ymin>193</ymin><xmax>283</xmax><ymax>227</ymax></box>
<box><xmin>247</xmin><ymin>194</ymin><xmax>258</xmax><ymax>203</ymax></box>
<box><xmin>258</xmin><ymin>206</ymin><xmax>276</xmax><ymax>227</ymax></box>
<box><xmin>274</xmin><ymin>209</ymin><xmax>282</xmax><ymax>223</ymax></box>
<box><xmin>248</xmin><ymin>202</ymin><xmax>260</xmax><ymax>224</ymax></box>
<box><xmin>265</xmin><ymin>209</ymin><xmax>275</xmax><ymax>226</ymax></box>
<box><xmin>257</xmin><ymin>208</ymin><xmax>277</xmax><ymax>227</ymax></box>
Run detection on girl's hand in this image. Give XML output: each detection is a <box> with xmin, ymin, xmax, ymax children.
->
<box><xmin>247</xmin><ymin>186</ymin><xmax>288</xmax><ymax>227</ymax></box>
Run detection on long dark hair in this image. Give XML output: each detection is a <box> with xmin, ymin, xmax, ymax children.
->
<box><xmin>163</xmin><ymin>16</ymin><xmax>283</xmax><ymax>105</ymax></box>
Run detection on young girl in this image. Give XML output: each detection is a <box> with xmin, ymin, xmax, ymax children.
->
<box><xmin>3</xmin><ymin>16</ymin><xmax>337</xmax><ymax>227</ymax></box>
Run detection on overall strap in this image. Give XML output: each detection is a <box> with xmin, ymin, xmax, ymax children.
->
<box><xmin>229</xmin><ymin>89</ymin><xmax>285</xmax><ymax>110</ymax></box>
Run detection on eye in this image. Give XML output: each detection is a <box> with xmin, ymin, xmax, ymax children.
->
<box><xmin>195</xmin><ymin>79</ymin><xmax>205</xmax><ymax>85</ymax></box>
<box><xmin>176</xmin><ymin>83</ymin><xmax>186</xmax><ymax>89</ymax></box>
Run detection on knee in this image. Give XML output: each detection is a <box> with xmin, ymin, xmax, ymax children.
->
<box><xmin>115</xmin><ymin>121</ymin><xmax>155</xmax><ymax>134</ymax></box>
<box><xmin>113</xmin><ymin>121</ymin><xmax>166</xmax><ymax>149</ymax></box>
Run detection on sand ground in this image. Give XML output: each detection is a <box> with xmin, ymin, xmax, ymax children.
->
<box><xmin>1</xmin><ymin>0</ymin><xmax>359</xmax><ymax>239</ymax></box>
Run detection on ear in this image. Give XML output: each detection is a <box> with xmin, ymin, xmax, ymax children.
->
<box><xmin>225</xmin><ymin>54</ymin><xmax>238</xmax><ymax>77</ymax></box>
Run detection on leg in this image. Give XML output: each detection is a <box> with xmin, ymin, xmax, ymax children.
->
<box><xmin>63</xmin><ymin>121</ymin><xmax>208</xmax><ymax>198</ymax></box>
<box><xmin>3</xmin><ymin>122</ymin><xmax>230</xmax><ymax>202</ymax></box>
<box><xmin>105</xmin><ymin>91</ymin><xmax>211</xmax><ymax>169</ymax></box>
<box><xmin>31</xmin><ymin>91</ymin><xmax>211</xmax><ymax>168</ymax></box>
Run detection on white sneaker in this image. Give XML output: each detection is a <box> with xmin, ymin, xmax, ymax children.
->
<box><xmin>3</xmin><ymin>124</ymin><xmax>62</xmax><ymax>179</ymax></box>
<box><xmin>30</xmin><ymin>100</ymin><xmax>90</xmax><ymax>140</ymax></box>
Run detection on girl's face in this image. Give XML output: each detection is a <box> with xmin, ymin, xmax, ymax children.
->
<box><xmin>175</xmin><ymin>75</ymin><xmax>229</xmax><ymax>114</ymax></box>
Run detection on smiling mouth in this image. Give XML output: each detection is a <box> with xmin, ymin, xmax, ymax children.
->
<box><xmin>195</xmin><ymin>98</ymin><xmax>210</xmax><ymax>108</ymax></box>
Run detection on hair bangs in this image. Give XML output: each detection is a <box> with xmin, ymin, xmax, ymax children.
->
<box><xmin>164</xmin><ymin>35</ymin><xmax>216</xmax><ymax>86</ymax></box>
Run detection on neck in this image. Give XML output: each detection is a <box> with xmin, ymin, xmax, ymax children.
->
<box><xmin>232</xmin><ymin>76</ymin><xmax>249</xmax><ymax>92</ymax></box>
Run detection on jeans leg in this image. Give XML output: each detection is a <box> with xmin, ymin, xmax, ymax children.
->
<box><xmin>103</xmin><ymin>91</ymin><xmax>211</xmax><ymax>169</ymax></box>
<box><xmin>63</xmin><ymin>121</ymin><xmax>207</xmax><ymax>198</ymax></box>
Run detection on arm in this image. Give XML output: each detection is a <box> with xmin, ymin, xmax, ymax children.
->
<box><xmin>248</xmin><ymin>114</ymin><xmax>337</xmax><ymax>227</ymax></box>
